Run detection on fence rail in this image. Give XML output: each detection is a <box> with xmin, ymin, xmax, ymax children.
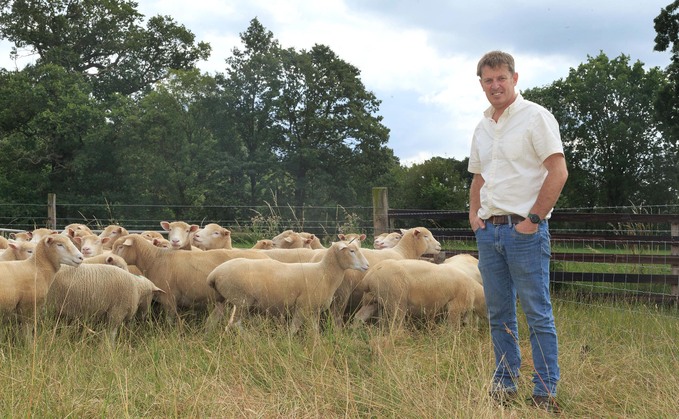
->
<box><xmin>1</xmin><ymin>191</ymin><xmax>678</xmax><ymax>303</ymax></box>
<box><xmin>372</xmin><ymin>187</ymin><xmax>679</xmax><ymax>303</ymax></box>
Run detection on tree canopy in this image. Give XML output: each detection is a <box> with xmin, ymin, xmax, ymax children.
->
<box><xmin>0</xmin><ymin>0</ymin><xmax>211</xmax><ymax>97</ymax></box>
<box><xmin>524</xmin><ymin>52</ymin><xmax>675</xmax><ymax>208</ymax></box>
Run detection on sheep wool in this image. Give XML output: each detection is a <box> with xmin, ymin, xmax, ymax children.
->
<box><xmin>47</xmin><ymin>264</ymin><xmax>163</xmax><ymax>342</ymax></box>
<box><xmin>0</xmin><ymin>235</ymin><xmax>83</xmax><ymax>341</ymax></box>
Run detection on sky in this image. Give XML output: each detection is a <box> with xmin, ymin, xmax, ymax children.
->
<box><xmin>0</xmin><ymin>0</ymin><xmax>674</xmax><ymax>166</ymax></box>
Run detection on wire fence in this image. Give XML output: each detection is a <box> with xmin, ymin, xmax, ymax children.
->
<box><xmin>1</xmin><ymin>198</ymin><xmax>678</xmax><ymax>314</ymax></box>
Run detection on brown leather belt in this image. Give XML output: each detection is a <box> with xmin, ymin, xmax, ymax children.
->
<box><xmin>486</xmin><ymin>214</ymin><xmax>525</xmax><ymax>224</ymax></box>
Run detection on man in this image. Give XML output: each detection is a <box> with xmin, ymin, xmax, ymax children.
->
<box><xmin>468</xmin><ymin>50</ymin><xmax>568</xmax><ymax>413</ymax></box>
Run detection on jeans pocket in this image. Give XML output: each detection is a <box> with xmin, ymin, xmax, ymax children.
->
<box><xmin>512</xmin><ymin>227</ymin><xmax>538</xmax><ymax>239</ymax></box>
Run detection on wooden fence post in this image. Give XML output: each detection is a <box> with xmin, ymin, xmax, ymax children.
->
<box><xmin>672</xmin><ymin>222</ymin><xmax>678</xmax><ymax>299</ymax></box>
<box><xmin>372</xmin><ymin>187</ymin><xmax>389</xmax><ymax>236</ymax></box>
<box><xmin>47</xmin><ymin>193</ymin><xmax>57</xmax><ymax>230</ymax></box>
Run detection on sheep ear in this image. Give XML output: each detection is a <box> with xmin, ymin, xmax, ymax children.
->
<box><xmin>123</xmin><ymin>237</ymin><xmax>134</xmax><ymax>246</ymax></box>
<box><xmin>399</xmin><ymin>228</ymin><xmax>407</xmax><ymax>235</ymax></box>
<box><xmin>160</xmin><ymin>221</ymin><xmax>170</xmax><ymax>231</ymax></box>
<box><xmin>360</xmin><ymin>234</ymin><xmax>367</xmax><ymax>241</ymax></box>
<box><xmin>8</xmin><ymin>241</ymin><xmax>18</xmax><ymax>250</ymax></box>
<box><xmin>101</xmin><ymin>237</ymin><xmax>111</xmax><ymax>244</ymax></box>
<box><xmin>223</xmin><ymin>229</ymin><xmax>231</xmax><ymax>237</ymax></box>
<box><xmin>74</xmin><ymin>236</ymin><xmax>82</xmax><ymax>245</ymax></box>
<box><xmin>190</xmin><ymin>224</ymin><xmax>200</xmax><ymax>233</ymax></box>
<box><xmin>105</xmin><ymin>256</ymin><xmax>114</xmax><ymax>264</ymax></box>
<box><xmin>337</xmin><ymin>234</ymin><xmax>346</xmax><ymax>240</ymax></box>
<box><xmin>284</xmin><ymin>237</ymin><xmax>293</xmax><ymax>243</ymax></box>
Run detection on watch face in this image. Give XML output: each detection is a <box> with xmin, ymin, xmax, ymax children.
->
<box><xmin>528</xmin><ymin>214</ymin><xmax>540</xmax><ymax>223</ymax></box>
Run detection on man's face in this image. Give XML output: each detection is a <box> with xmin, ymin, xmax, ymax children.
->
<box><xmin>479</xmin><ymin>64</ymin><xmax>518</xmax><ymax>111</ymax></box>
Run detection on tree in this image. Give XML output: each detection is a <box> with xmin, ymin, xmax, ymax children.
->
<box><xmin>653</xmin><ymin>1</ymin><xmax>679</xmax><ymax>201</ymax></box>
<box><xmin>112</xmin><ymin>70</ymin><xmax>227</xmax><ymax>220</ymax></box>
<box><xmin>0</xmin><ymin>64</ymin><xmax>105</xmax><ymax>205</ymax></box>
<box><xmin>274</xmin><ymin>43</ymin><xmax>393</xmax><ymax>207</ymax></box>
<box><xmin>0</xmin><ymin>0</ymin><xmax>211</xmax><ymax>97</ymax></box>
<box><xmin>523</xmin><ymin>52</ymin><xmax>675</xmax><ymax>208</ymax></box>
<box><xmin>222</xmin><ymin>18</ymin><xmax>284</xmax><ymax>207</ymax></box>
<box><xmin>391</xmin><ymin>157</ymin><xmax>469</xmax><ymax>211</ymax></box>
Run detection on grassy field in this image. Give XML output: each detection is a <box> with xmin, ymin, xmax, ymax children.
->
<box><xmin>0</xmin><ymin>299</ymin><xmax>677</xmax><ymax>418</ymax></box>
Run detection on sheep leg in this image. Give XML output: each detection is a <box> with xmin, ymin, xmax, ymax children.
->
<box><xmin>22</xmin><ymin>320</ymin><xmax>34</xmax><ymax>345</ymax></box>
<box><xmin>385</xmin><ymin>301</ymin><xmax>407</xmax><ymax>332</ymax></box>
<box><xmin>226</xmin><ymin>305</ymin><xmax>244</xmax><ymax>330</ymax></box>
<box><xmin>329</xmin><ymin>281</ymin><xmax>352</xmax><ymax>327</ymax></box>
<box><xmin>353</xmin><ymin>303</ymin><xmax>377</xmax><ymax>325</ymax></box>
<box><xmin>446</xmin><ymin>300</ymin><xmax>466</xmax><ymax>330</ymax></box>
<box><xmin>289</xmin><ymin>308</ymin><xmax>319</xmax><ymax>335</ymax></box>
<box><xmin>205</xmin><ymin>301</ymin><xmax>226</xmax><ymax>331</ymax></box>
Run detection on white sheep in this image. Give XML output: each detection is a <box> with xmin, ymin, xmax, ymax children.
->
<box><xmin>62</xmin><ymin>223</ymin><xmax>93</xmax><ymax>237</ymax></box>
<box><xmin>160</xmin><ymin>220</ymin><xmax>201</xmax><ymax>251</ymax></box>
<box><xmin>82</xmin><ymin>253</ymin><xmax>130</xmax><ymax>271</ymax></box>
<box><xmin>152</xmin><ymin>237</ymin><xmax>172</xmax><ymax>249</ymax></box>
<box><xmin>0</xmin><ymin>235</ymin><xmax>83</xmax><ymax>341</ymax></box>
<box><xmin>141</xmin><ymin>231</ymin><xmax>165</xmax><ymax>241</ymax></box>
<box><xmin>98</xmin><ymin>225</ymin><xmax>129</xmax><ymax>250</ymax></box>
<box><xmin>206</xmin><ymin>241</ymin><xmax>370</xmax><ymax>334</ymax></box>
<box><xmin>111</xmin><ymin>234</ymin><xmax>269</xmax><ymax>320</ymax></box>
<box><xmin>443</xmin><ymin>254</ymin><xmax>482</xmax><ymax>285</ymax></box>
<box><xmin>46</xmin><ymin>264</ymin><xmax>164</xmax><ymax>342</ymax></box>
<box><xmin>270</xmin><ymin>230</ymin><xmax>312</xmax><ymax>249</ymax></box>
<box><xmin>0</xmin><ymin>236</ymin><xmax>8</xmax><ymax>249</ymax></box>
<box><xmin>10</xmin><ymin>231</ymin><xmax>32</xmax><ymax>242</ymax></box>
<box><xmin>29</xmin><ymin>228</ymin><xmax>57</xmax><ymax>243</ymax></box>
<box><xmin>0</xmin><ymin>240</ymin><xmax>36</xmax><ymax>261</ymax></box>
<box><xmin>251</xmin><ymin>239</ymin><xmax>275</xmax><ymax>250</ymax></box>
<box><xmin>353</xmin><ymin>258</ymin><xmax>487</xmax><ymax>330</ymax></box>
<box><xmin>192</xmin><ymin>223</ymin><xmax>233</xmax><ymax>250</ymax></box>
<box><xmin>75</xmin><ymin>233</ymin><xmax>111</xmax><ymax>258</ymax></box>
<box><xmin>373</xmin><ymin>232</ymin><xmax>402</xmax><ymax>249</ymax></box>
<box><xmin>338</xmin><ymin>233</ymin><xmax>367</xmax><ymax>248</ymax></box>
<box><xmin>299</xmin><ymin>232</ymin><xmax>324</xmax><ymax>249</ymax></box>
<box><xmin>258</xmin><ymin>247</ymin><xmax>325</xmax><ymax>263</ymax></box>
<box><xmin>329</xmin><ymin>227</ymin><xmax>442</xmax><ymax>327</ymax></box>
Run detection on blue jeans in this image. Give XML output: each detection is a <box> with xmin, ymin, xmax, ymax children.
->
<box><xmin>475</xmin><ymin>221</ymin><xmax>560</xmax><ymax>396</ymax></box>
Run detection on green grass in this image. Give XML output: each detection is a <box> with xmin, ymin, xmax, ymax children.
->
<box><xmin>0</xmin><ymin>301</ymin><xmax>677</xmax><ymax>417</ymax></box>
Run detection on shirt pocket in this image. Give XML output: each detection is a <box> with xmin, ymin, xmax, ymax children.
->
<box><xmin>499</xmin><ymin>135</ymin><xmax>528</xmax><ymax>160</ymax></box>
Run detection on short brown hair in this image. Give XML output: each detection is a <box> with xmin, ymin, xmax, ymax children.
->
<box><xmin>477</xmin><ymin>51</ymin><xmax>515</xmax><ymax>77</ymax></box>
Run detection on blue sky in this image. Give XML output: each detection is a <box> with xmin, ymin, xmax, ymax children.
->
<box><xmin>1</xmin><ymin>0</ymin><xmax>673</xmax><ymax>165</ymax></box>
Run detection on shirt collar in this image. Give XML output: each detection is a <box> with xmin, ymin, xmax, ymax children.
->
<box><xmin>483</xmin><ymin>92</ymin><xmax>524</xmax><ymax>119</ymax></box>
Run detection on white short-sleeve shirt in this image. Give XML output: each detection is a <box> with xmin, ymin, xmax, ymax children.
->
<box><xmin>468</xmin><ymin>93</ymin><xmax>564</xmax><ymax>220</ymax></box>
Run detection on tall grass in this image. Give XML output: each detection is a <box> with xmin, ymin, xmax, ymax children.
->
<box><xmin>1</xmin><ymin>300</ymin><xmax>677</xmax><ymax>417</ymax></box>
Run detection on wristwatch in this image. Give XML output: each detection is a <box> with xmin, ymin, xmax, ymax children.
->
<box><xmin>527</xmin><ymin>213</ymin><xmax>541</xmax><ymax>224</ymax></box>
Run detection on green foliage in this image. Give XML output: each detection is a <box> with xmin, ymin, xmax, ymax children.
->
<box><xmin>0</xmin><ymin>0</ymin><xmax>211</xmax><ymax>98</ymax></box>
<box><xmin>524</xmin><ymin>52</ymin><xmax>677</xmax><ymax>208</ymax></box>
<box><xmin>390</xmin><ymin>156</ymin><xmax>470</xmax><ymax>211</ymax></box>
<box><xmin>653</xmin><ymin>1</ymin><xmax>679</xmax><ymax>200</ymax></box>
<box><xmin>274</xmin><ymin>43</ymin><xmax>393</xmax><ymax>208</ymax></box>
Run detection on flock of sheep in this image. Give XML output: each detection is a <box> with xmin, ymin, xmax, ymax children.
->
<box><xmin>0</xmin><ymin>221</ymin><xmax>486</xmax><ymax>342</ymax></box>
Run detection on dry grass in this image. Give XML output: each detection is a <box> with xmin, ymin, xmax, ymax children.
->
<box><xmin>0</xmin><ymin>300</ymin><xmax>677</xmax><ymax>417</ymax></box>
